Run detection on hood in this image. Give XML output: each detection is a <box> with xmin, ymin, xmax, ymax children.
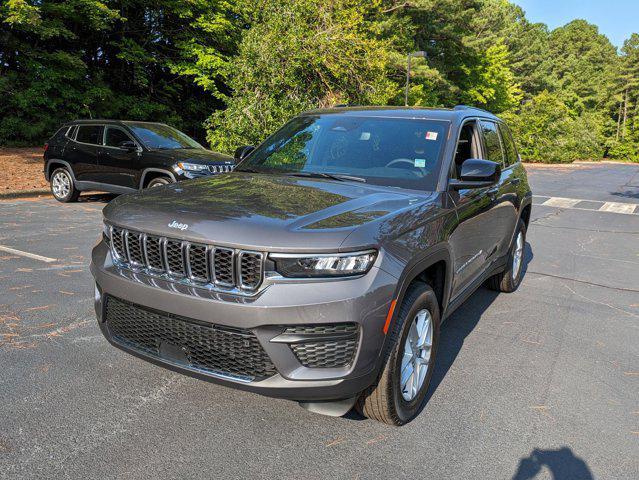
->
<box><xmin>151</xmin><ymin>148</ymin><xmax>233</xmax><ymax>165</ymax></box>
<box><xmin>103</xmin><ymin>173</ymin><xmax>436</xmax><ymax>252</ymax></box>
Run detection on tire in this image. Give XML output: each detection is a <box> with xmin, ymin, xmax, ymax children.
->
<box><xmin>146</xmin><ymin>177</ymin><xmax>171</xmax><ymax>188</ymax></box>
<box><xmin>487</xmin><ymin>219</ymin><xmax>527</xmax><ymax>293</ymax></box>
<box><xmin>50</xmin><ymin>167</ymin><xmax>79</xmax><ymax>203</ymax></box>
<box><xmin>356</xmin><ymin>282</ymin><xmax>440</xmax><ymax>426</ymax></box>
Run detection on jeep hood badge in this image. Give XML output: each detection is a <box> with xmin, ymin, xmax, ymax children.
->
<box><xmin>168</xmin><ymin>220</ymin><xmax>188</xmax><ymax>231</ymax></box>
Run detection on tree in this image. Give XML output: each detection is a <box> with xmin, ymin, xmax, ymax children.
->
<box><xmin>207</xmin><ymin>0</ymin><xmax>397</xmax><ymax>152</ymax></box>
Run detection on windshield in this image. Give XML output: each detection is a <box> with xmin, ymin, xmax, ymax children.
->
<box><xmin>237</xmin><ymin>115</ymin><xmax>449</xmax><ymax>190</ymax></box>
<box><xmin>127</xmin><ymin>123</ymin><xmax>203</xmax><ymax>150</ymax></box>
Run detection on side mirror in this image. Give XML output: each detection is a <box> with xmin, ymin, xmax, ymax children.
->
<box><xmin>119</xmin><ymin>140</ymin><xmax>137</xmax><ymax>152</ymax></box>
<box><xmin>234</xmin><ymin>145</ymin><xmax>255</xmax><ymax>162</ymax></box>
<box><xmin>449</xmin><ymin>158</ymin><xmax>501</xmax><ymax>190</ymax></box>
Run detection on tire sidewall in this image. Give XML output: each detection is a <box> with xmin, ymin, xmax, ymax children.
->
<box><xmin>390</xmin><ymin>286</ymin><xmax>440</xmax><ymax>424</ymax></box>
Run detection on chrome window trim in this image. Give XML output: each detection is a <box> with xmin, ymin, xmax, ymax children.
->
<box><xmin>72</xmin><ymin>124</ymin><xmax>105</xmax><ymax>146</ymax></box>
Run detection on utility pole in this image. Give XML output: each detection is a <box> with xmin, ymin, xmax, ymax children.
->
<box><xmin>405</xmin><ymin>51</ymin><xmax>427</xmax><ymax>106</ymax></box>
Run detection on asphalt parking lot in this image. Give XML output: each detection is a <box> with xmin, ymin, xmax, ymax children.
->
<box><xmin>1</xmin><ymin>162</ymin><xmax>638</xmax><ymax>479</ymax></box>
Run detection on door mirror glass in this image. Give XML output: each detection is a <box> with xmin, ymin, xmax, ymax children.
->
<box><xmin>449</xmin><ymin>158</ymin><xmax>501</xmax><ymax>190</ymax></box>
<box><xmin>234</xmin><ymin>145</ymin><xmax>255</xmax><ymax>162</ymax></box>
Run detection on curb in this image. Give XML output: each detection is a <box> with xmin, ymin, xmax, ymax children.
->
<box><xmin>0</xmin><ymin>188</ymin><xmax>51</xmax><ymax>200</ymax></box>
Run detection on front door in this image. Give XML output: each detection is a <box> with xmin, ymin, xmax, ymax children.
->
<box><xmin>98</xmin><ymin>126</ymin><xmax>141</xmax><ymax>189</ymax></box>
<box><xmin>447</xmin><ymin>119</ymin><xmax>505</xmax><ymax>298</ymax></box>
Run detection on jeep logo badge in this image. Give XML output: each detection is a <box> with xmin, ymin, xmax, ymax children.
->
<box><xmin>168</xmin><ymin>220</ymin><xmax>188</xmax><ymax>231</ymax></box>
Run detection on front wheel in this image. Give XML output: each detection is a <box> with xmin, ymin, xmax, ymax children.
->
<box><xmin>50</xmin><ymin>167</ymin><xmax>79</xmax><ymax>203</ymax></box>
<box><xmin>356</xmin><ymin>282</ymin><xmax>440</xmax><ymax>426</ymax></box>
<box><xmin>146</xmin><ymin>177</ymin><xmax>171</xmax><ymax>188</ymax></box>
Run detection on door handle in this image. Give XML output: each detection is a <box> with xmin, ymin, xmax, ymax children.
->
<box><xmin>510</xmin><ymin>178</ymin><xmax>521</xmax><ymax>186</ymax></box>
<box><xmin>487</xmin><ymin>188</ymin><xmax>498</xmax><ymax>200</ymax></box>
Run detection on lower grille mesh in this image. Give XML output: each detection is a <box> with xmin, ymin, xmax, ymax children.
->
<box><xmin>286</xmin><ymin>323</ymin><xmax>359</xmax><ymax>368</ymax></box>
<box><xmin>105</xmin><ymin>296</ymin><xmax>277</xmax><ymax>381</ymax></box>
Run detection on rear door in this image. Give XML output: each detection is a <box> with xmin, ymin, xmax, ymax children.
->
<box><xmin>65</xmin><ymin>125</ymin><xmax>104</xmax><ymax>182</ymax></box>
<box><xmin>479</xmin><ymin>120</ymin><xmax>519</xmax><ymax>260</ymax></box>
<box><xmin>98</xmin><ymin>125</ymin><xmax>141</xmax><ymax>189</ymax></box>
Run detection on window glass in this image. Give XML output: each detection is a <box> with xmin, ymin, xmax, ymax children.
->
<box><xmin>239</xmin><ymin>115</ymin><xmax>449</xmax><ymax>191</ymax></box>
<box><xmin>498</xmin><ymin>123</ymin><xmax>518</xmax><ymax>167</ymax></box>
<box><xmin>480</xmin><ymin>121</ymin><xmax>505</xmax><ymax>165</ymax></box>
<box><xmin>105</xmin><ymin>127</ymin><xmax>133</xmax><ymax>148</ymax></box>
<box><xmin>126</xmin><ymin>123</ymin><xmax>202</xmax><ymax>150</ymax></box>
<box><xmin>75</xmin><ymin>125</ymin><xmax>103</xmax><ymax>145</ymax></box>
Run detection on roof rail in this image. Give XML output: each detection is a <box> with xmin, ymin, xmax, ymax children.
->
<box><xmin>453</xmin><ymin>105</ymin><xmax>493</xmax><ymax>115</ymax></box>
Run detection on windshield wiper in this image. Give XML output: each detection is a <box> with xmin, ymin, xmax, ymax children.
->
<box><xmin>287</xmin><ymin>171</ymin><xmax>367</xmax><ymax>183</ymax></box>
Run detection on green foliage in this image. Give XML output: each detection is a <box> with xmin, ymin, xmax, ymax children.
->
<box><xmin>207</xmin><ymin>0</ymin><xmax>397</xmax><ymax>152</ymax></box>
<box><xmin>0</xmin><ymin>0</ymin><xmax>637</xmax><ymax>163</ymax></box>
<box><xmin>503</xmin><ymin>91</ymin><xmax>604</xmax><ymax>163</ymax></box>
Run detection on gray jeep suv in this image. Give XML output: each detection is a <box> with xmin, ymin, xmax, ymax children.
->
<box><xmin>91</xmin><ymin>106</ymin><xmax>532</xmax><ymax>425</ymax></box>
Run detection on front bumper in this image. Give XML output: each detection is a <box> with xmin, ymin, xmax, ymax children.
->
<box><xmin>90</xmin><ymin>241</ymin><xmax>397</xmax><ymax>401</ymax></box>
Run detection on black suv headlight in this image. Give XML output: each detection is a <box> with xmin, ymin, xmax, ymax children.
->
<box><xmin>270</xmin><ymin>250</ymin><xmax>376</xmax><ymax>278</ymax></box>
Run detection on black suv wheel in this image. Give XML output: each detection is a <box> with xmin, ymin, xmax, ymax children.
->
<box><xmin>488</xmin><ymin>219</ymin><xmax>527</xmax><ymax>293</ymax></box>
<box><xmin>356</xmin><ymin>282</ymin><xmax>440</xmax><ymax>425</ymax></box>
<box><xmin>50</xmin><ymin>167</ymin><xmax>79</xmax><ymax>203</ymax></box>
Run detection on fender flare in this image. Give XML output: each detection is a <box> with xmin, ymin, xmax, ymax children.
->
<box><xmin>139</xmin><ymin>168</ymin><xmax>177</xmax><ymax>189</ymax></box>
<box><xmin>45</xmin><ymin>159</ymin><xmax>76</xmax><ymax>182</ymax></box>
<box><xmin>387</xmin><ymin>244</ymin><xmax>454</xmax><ymax>330</ymax></box>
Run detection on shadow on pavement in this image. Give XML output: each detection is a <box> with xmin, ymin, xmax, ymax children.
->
<box><xmin>78</xmin><ymin>192</ymin><xmax>118</xmax><ymax>203</ymax></box>
<box><xmin>512</xmin><ymin>447</ymin><xmax>593</xmax><ymax>480</ymax></box>
<box><xmin>346</xmin><ymin>243</ymin><xmax>534</xmax><ymax>422</ymax></box>
<box><xmin>424</xmin><ymin>242</ymin><xmax>533</xmax><ymax>405</ymax></box>
<box><xmin>611</xmin><ymin>189</ymin><xmax>639</xmax><ymax>200</ymax></box>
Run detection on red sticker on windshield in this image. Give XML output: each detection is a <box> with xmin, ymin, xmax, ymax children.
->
<box><xmin>425</xmin><ymin>131</ymin><xmax>438</xmax><ymax>141</ymax></box>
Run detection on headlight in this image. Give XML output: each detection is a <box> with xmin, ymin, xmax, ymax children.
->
<box><xmin>176</xmin><ymin>162</ymin><xmax>209</xmax><ymax>172</ymax></box>
<box><xmin>271</xmin><ymin>251</ymin><xmax>376</xmax><ymax>278</ymax></box>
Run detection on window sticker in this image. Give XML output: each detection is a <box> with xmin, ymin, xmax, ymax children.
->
<box><xmin>425</xmin><ymin>131</ymin><xmax>438</xmax><ymax>141</ymax></box>
<box><xmin>414</xmin><ymin>158</ymin><xmax>426</xmax><ymax>168</ymax></box>
<box><xmin>359</xmin><ymin>132</ymin><xmax>371</xmax><ymax>140</ymax></box>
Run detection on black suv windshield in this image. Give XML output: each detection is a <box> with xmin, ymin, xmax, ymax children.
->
<box><xmin>238</xmin><ymin>115</ymin><xmax>449</xmax><ymax>190</ymax></box>
<box><xmin>126</xmin><ymin>123</ymin><xmax>203</xmax><ymax>150</ymax></box>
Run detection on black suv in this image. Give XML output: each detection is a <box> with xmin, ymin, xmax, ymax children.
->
<box><xmin>44</xmin><ymin>120</ymin><xmax>234</xmax><ymax>202</ymax></box>
<box><xmin>91</xmin><ymin>106</ymin><xmax>532</xmax><ymax>425</ymax></box>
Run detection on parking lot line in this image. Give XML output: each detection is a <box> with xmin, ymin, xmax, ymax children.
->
<box><xmin>599</xmin><ymin>201</ymin><xmax>638</xmax><ymax>214</ymax></box>
<box><xmin>533</xmin><ymin>195</ymin><xmax>638</xmax><ymax>215</ymax></box>
<box><xmin>0</xmin><ymin>244</ymin><xmax>58</xmax><ymax>263</ymax></box>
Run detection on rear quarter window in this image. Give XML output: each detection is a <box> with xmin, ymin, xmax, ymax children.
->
<box><xmin>498</xmin><ymin>123</ymin><xmax>519</xmax><ymax>167</ymax></box>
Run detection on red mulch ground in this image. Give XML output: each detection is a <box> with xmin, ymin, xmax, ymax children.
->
<box><xmin>0</xmin><ymin>147</ymin><xmax>49</xmax><ymax>192</ymax></box>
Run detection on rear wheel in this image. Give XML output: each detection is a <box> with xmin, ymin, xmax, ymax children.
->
<box><xmin>146</xmin><ymin>177</ymin><xmax>171</xmax><ymax>188</ymax></box>
<box><xmin>356</xmin><ymin>283</ymin><xmax>440</xmax><ymax>426</ymax></box>
<box><xmin>487</xmin><ymin>219</ymin><xmax>526</xmax><ymax>292</ymax></box>
<box><xmin>50</xmin><ymin>167</ymin><xmax>79</xmax><ymax>203</ymax></box>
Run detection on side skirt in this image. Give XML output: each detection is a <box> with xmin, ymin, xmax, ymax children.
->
<box><xmin>442</xmin><ymin>256</ymin><xmax>507</xmax><ymax>321</ymax></box>
<box><xmin>75</xmin><ymin>181</ymin><xmax>137</xmax><ymax>195</ymax></box>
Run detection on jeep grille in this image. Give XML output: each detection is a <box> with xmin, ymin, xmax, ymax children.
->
<box><xmin>107</xmin><ymin>225</ymin><xmax>264</xmax><ymax>293</ymax></box>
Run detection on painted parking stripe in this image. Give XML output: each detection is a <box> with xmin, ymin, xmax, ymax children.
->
<box><xmin>542</xmin><ymin>197</ymin><xmax>582</xmax><ymax>208</ymax></box>
<box><xmin>532</xmin><ymin>196</ymin><xmax>638</xmax><ymax>215</ymax></box>
<box><xmin>0</xmin><ymin>245</ymin><xmax>58</xmax><ymax>263</ymax></box>
<box><xmin>599</xmin><ymin>202</ymin><xmax>638</xmax><ymax>215</ymax></box>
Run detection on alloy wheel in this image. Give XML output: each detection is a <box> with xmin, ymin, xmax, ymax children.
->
<box><xmin>52</xmin><ymin>171</ymin><xmax>71</xmax><ymax>198</ymax></box>
<box><xmin>512</xmin><ymin>231</ymin><xmax>524</xmax><ymax>280</ymax></box>
<box><xmin>400</xmin><ymin>309</ymin><xmax>433</xmax><ymax>401</ymax></box>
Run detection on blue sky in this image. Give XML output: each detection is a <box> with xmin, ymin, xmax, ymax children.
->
<box><xmin>513</xmin><ymin>0</ymin><xmax>637</xmax><ymax>48</ymax></box>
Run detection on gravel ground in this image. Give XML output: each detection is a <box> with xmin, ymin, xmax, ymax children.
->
<box><xmin>0</xmin><ymin>148</ymin><xmax>48</xmax><ymax>192</ymax></box>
